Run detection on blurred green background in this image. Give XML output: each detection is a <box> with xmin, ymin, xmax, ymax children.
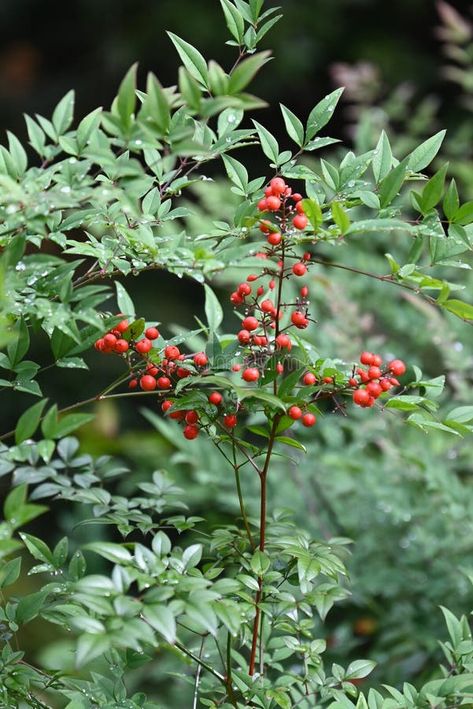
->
<box><xmin>2</xmin><ymin>0</ymin><xmax>473</xmax><ymax>701</ymax></box>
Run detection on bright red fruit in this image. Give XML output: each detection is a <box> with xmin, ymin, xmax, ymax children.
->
<box><xmin>300</xmin><ymin>286</ymin><xmax>309</xmax><ymax>298</ymax></box>
<box><xmin>94</xmin><ymin>338</ymin><xmax>105</xmax><ymax>351</ymax></box>
<box><xmin>275</xmin><ymin>334</ymin><xmax>292</xmax><ymax>350</ymax></box>
<box><xmin>238</xmin><ymin>329</ymin><xmax>251</xmax><ymax>344</ymax></box>
<box><xmin>193</xmin><ymin>352</ymin><xmax>208</xmax><ymax>367</ymax></box>
<box><xmin>292</xmin><ymin>192</ymin><xmax>302</xmax><ymax>202</ymax></box>
<box><xmin>388</xmin><ymin>359</ymin><xmax>406</xmax><ymax>376</ymax></box>
<box><xmin>379</xmin><ymin>378</ymin><xmax>392</xmax><ymax>391</ymax></box>
<box><xmin>303</xmin><ymin>372</ymin><xmax>317</xmax><ymax>386</ymax></box>
<box><xmin>238</xmin><ymin>283</ymin><xmax>251</xmax><ymax>297</ymax></box>
<box><xmin>257</xmin><ymin>198</ymin><xmax>268</xmax><ymax>211</ymax></box>
<box><xmin>145</xmin><ymin>327</ymin><xmax>160</xmax><ymax>340</ymax></box>
<box><xmin>292</xmin><ymin>262</ymin><xmax>307</xmax><ymax>277</ymax></box>
<box><xmin>288</xmin><ymin>405</ymin><xmax>302</xmax><ymax>420</ymax></box>
<box><xmin>136</xmin><ymin>338</ymin><xmax>152</xmax><ymax>354</ymax></box>
<box><xmin>104</xmin><ymin>333</ymin><xmax>117</xmax><ymax>347</ymax></box>
<box><xmin>367</xmin><ymin>366</ymin><xmax>382</xmax><ymax>380</ymax></box>
<box><xmin>164</xmin><ymin>345</ymin><xmax>180</xmax><ymax>360</ymax></box>
<box><xmin>360</xmin><ymin>352</ymin><xmax>374</xmax><ymax>366</ymax></box>
<box><xmin>209</xmin><ymin>392</ymin><xmax>223</xmax><ymax>406</ymax></box>
<box><xmin>295</xmin><ymin>201</ymin><xmax>306</xmax><ymax>214</ymax></box>
<box><xmin>128</xmin><ymin>378</ymin><xmax>138</xmax><ymax>389</ymax></box>
<box><xmin>185</xmin><ymin>410</ymin><xmax>199</xmax><ymax>424</ymax></box>
<box><xmin>242</xmin><ymin>316</ymin><xmax>259</xmax><ymax>331</ymax></box>
<box><xmin>261</xmin><ymin>299</ymin><xmax>274</xmax><ymax>313</ymax></box>
<box><xmin>140</xmin><ymin>375</ymin><xmax>157</xmax><ymax>391</ymax></box>
<box><xmin>224</xmin><ymin>414</ymin><xmax>237</xmax><ymax>428</ymax></box>
<box><xmin>266</xmin><ymin>195</ymin><xmax>281</xmax><ymax>211</ymax></box>
<box><xmin>247</xmin><ymin>274</ymin><xmax>258</xmax><ymax>282</ymax></box>
<box><xmin>366</xmin><ymin>381</ymin><xmax>383</xmax><ymax>398</ymax></box>
<box><xmin>302</xmin><ymin>413</ymin><xmax>316</xmax><ymax>427</ymax></box>
<box><xmin>157</xmin><ymin>376</ymin><xmax>171</xmax><ymax>389</ymax></box>
<box><xmin>269</xmin><ymin>177</ymin><xmax>286</xmax><ymax>195</ymax></box>
<box><xmin>242</xmin><ymin>367</ymin><xmax>259</xmax><ymax>382</ymax></box>
<box><xmin>114</xmin><ymin>339</ymin><xmax>129</xmax><ymax>353</ymax></box>
<box><xmin>353</xmin><ymin>389</ymin><xmax>371</xmax><ymax>407</ymax></box>
<box><xmin>291</xmin><ymin>311</ymin><xmax>309</xmax><ymax>328</ymax></box>
<box><xmin>116</xmin><ymin>319</ymin><xmax>129</xmax><ymax>333</ymax></box>
<box><xmin>371</xmin><ymin>354</ymin><xmax>383</xmax><ymax>367</ymax></box>
<box><xmin>276</xmin><ymin>362</ymin><xmax>284</xmax><ymax>374</ymax></box>
<box><xmin>183</xmin><ymin>425</ymin><xmax>199</xmax><ymax>440</ymax></box>
<box><xmin>162</xmin><ymin>400</ymin><xmax>173</xmax><ymax>413</ymax></box>
<box><xmin>267</xmin><ymin>232</ymin><xmax>282</xmax><ymax>246</ymax></box>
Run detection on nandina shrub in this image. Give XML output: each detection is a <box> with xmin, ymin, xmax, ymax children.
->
<box><xmin>1</xmin><ymin>1</ymin><xmax>473</xmax><ymax>707</ymax></box>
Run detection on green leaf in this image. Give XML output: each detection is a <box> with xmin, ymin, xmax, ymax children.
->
<box><xmin>452</xmin><ymin>200</ymin><xmax>473</xmax><ymax>226</ymax></box>
<box><xmin>372</xmin><ymin>131</ymin><xmax>392</xmax><ymax>183</ymax></box>
<box><xmin>443</xmin><ymin>299</ymin><xmax>473</xmax><ymax>321</ymax></box>
<box><xmin>4</xmin><ymin>483</ymin><xmax>27</xmax><ymax>521</ymax></box>
<box><xmin>167</xmin><ymin>33</ymin><xmax>208</xmax><ymax>88</ymax></box>
<box><xmin>306</xmin><ymin>88</ymin><xmax>344</xmax><ymax>140</ymax></box>
<box><xmin>420</xmin><ymin>163</ymin><xmax>448</xmax><ymax>213</ymax></box>
<box><xmin>407</xmin><ymin>130</ymin><xmax>446</xmax><ymax>172</ymax></box>
<box><xmin>379</xmin><ymin>160</ymin><xmax>407</xmax><ymax>208</ymax></box>
<box><xmin>142</xmin><ymin>604</ymin><xmax>176</xmax><ymax>644</ymax></box>
<box><xmin>16</xmin><ymin>588</ymin><xmax>49</xmax><ymax>624</ymax></box>
<box><xmin>220</xmin><ymin>0</ymin><xmax>245</xmax><ymax>42</ymax></box>
<box><xmin>77</xmin><ymin>107</ymin><xmax>103</xmax><ymax>150</ymax></box>
<box><xmin>84</xmin><ymin>542</ymin><xmax>132</xmax><ymax>564</ymax></box>
<box><xmin>144</xmin><ymin>73</ymin><xmax>171</xmax><ymax>134</ymax></box>
<box><xmin>275</xmin><ymin>436</ymin><xmax>307</xmax><ymax>452</ymax></box>
<box><xmin>52</xmin><ymin>90</ymin><xmax>75</xmax><ymax>136</ymax></box>
<box><xmin>222</xmin><ymin>154</ymin><xmax>248</xmax><ymax>193</ymax></box>
<box><xmin>252</xmin><ymin>120</ymin><xmax>279</xmax><ymax>164</ymax></box>
<box><xmin>443</xmin><ymin>178</ymin><xmax>460</xmax><ymax>221</ymax></box>
<box><xmin>76</xmin><ymin>634</ymin><xmax>111</xmax><ymax>667</ymax></box>
<box><xmin>228</xmin><ymin>51</ymin><xmax>271</xmax><ymax>93</ymax></box>
<box><xmin>331</xmin><ymin>202</ymin><xmax>350</xmax><ymax>234</ymax></box>
<box><xmin>115</xmin><ymin>282</ymin><xmax>135</xmax><ymax>319</ymax></box>
<box><xmin>250</xmin><ymin>549</ymin><xmax>271</xmax><ymax>575</ymax></box>
<box><xmin>204</xmin><ymin>284</ymin><xmax>224</xmax><ymax>331</ymax></box>
<box><xmin>182</xmin><ymin>543</ymin><xmax>203</xmax><ymax>569</ymax></box>
<box><xmin>117</xmin><ymin>64</ymin><xmax>138</xmax><ymax>130</ymax></box>
<box><xmin>302</xmin><ymin>198</ymin><xmax>323</xmax><ymax>229</ymax></box>
<box><xmin>7</xmin><ymin>131</ymin><xmax>27</xmax><ymax>176</ymax></box>
<box><xmin>20</xmin><ymin>533</ymin><xmax>53</xmax><ymax>564</ymax></box>
<box><xmin>346</xmin><ymin>659</ymin><xmax>377</xmax><ymax>680</ymax></box>
<box><xmin>235</xmin><ymin>387</ymin><xmax>286</xmax><ymax>411</ymax></box>
<box><xmin>7</xmin><ymin>318</ymin><xmax>30</xmax><ymax>367</ymax></box>
<box><xmin>0</xmin><ymin>557</ymin><xmax>21</xmax><ymax>588</ymax></box>
<box><xmin>15</xmin><ymin>398</ymin><xmax>48</xmax><ymax>444</ymax></box>
<box><xmin>280</xmin><ymin>104</ymin><xmax>304</xmax><ymax>146</ymax></box>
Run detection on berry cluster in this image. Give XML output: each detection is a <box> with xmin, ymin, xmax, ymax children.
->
<box><xmin>349</xmin><ymin>352</ymin><xmax>406</xmax><ymax>408</ymax></box>
<box><xmin>92</xmin><ymin>177</ymin><xmax>408</xmax><ymax>440</ymax></box>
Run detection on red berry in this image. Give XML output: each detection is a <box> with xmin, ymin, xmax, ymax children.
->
<box><xmin>288</xmin><ymin>405</ymin><xmax>302</xmax><ymax>420</ymax></box>
<box><xmin>231</xmin><ymin>364</ymin><xmax>241</xmax><ymax>372</ymax></box>
<box><xmin>136</xmin><ymin>338</ymin><xmax>152</xmax><ymax>354</ymax></box>
<box><xmin>390</xmin><ymin>377</ymin><xmax>400</xmax><ymax>387</ymax></box>
<box><xmin>94</xmin><ymin>338</ymin><xmax>105</xmax><ymax>351</ymax></box>
<box><xmin>140</xmin><ymin>375</ymin><xmax>157</xmax><ymax>391</ymax></box>
<box><xmin>257</xmin><ymin>198</ymin><xmax>268</xmax><ymax>211</ymax></box>
<box><xmin>170</xmin><ymin>409</ymin><xmax>185</xmax><ymax>420</ymax></box>
<box><xmin>259</xmin><ymin>220</ymin><xmax>271</xmax><ymax>233</ymax></box>
<box><xmin>157</xmin><ymin>376</ymin><xmax>171</xmax><ymax>389</ymax></box>
<box><xmin>291</xmin><ymin>311</ymin><xmax>309</xmax><ymax>329</ymax></box>
<box><xmin>368</xmin><ymin>366</ymin><xmax>382</xmax><ymax>380</ymax></box>
<box><xmin>276</xmin><ymin>362</ymin><xmax>284</xmax><ymax>374</ymax></box>
<box><xmin>292</xmin><ymin>262</ymin><xmax>307</xmax><ymax>277</ymax></box>
<box><xmin>292</xmin><ymin>192</ymin><xmax>302</xmax><ymax>202</ymax></box>
<box><xmin>267</xmin><ymin>232</ymin><xmax>282</xmax><ymax>246</ymax></box>
<box><xmin>303</xmin><ymin>372</ymin><xmax>317</xmax><ymax>386</ymax></box>
<box><xmin>302</xmin><ymin>413</ymin><xmax>316</xmax><ymax>427</ymax></box>
<box><xmin>366</xmin><ymin>381</ymin><xmax>383</xmax><ymax>398</ymax></box>
<box><xmin>242</xmin><ymin>367</ymin><xmax>259</xmax><ymax>382</ymax></box>
<box><xmin>183</xmin><ymin>424</ymin><xmax>199</xmax><ymax>440</ymax></box>
<box><xmin>164</xmin><ymin>345</ymin><xmax>180</xmax><ymax>360</ymax></box>
<box><xmin>253</xmin><ymin>335</ymin><xmax>267</xmax><ymax>346</ymax></box>
<box><xmin>371</xmin><ymin>354</ymin><xmax>383</xmax><ymax>367</ymax></box>
<box><xmin>185</xmin><ymin>410</ymin><xmax>199</xmax><ymax>424</ymax></box>
<box><xmin>269</xmin><ymin>279</ymin><xmax>276</xmax><ymax>290</ymax></box>
<box><xmin>209</xmin><ymin>392</ymin><xmax>223</xmax><ymax>406</ymax></box>
<box><xmin>242</xmin><ymin>316</ymin><xmax>259</xmax><ymax>331</ymax></box>
<box><xmin>269</xmin><ymin>177</ymin><xmax>286</xmax><ymax>195</ymax></box>
<box><xmin>224</xmin><ymin>414</ymin><xmax>237</xmax><ymax>428</ymax></box>
<box><xmin>257</xmin><ymin>286</ymin><xmax>264</xmax><ymax>296</ymax></box>
<box><xmin>162</xmin><ymin>400</ymin><xmax>173</xmax><ymax>413</ymax></box>
<box><xmin>104</xmin><ymin>333</ymin><xmax>117</xmax><ymax>347</ymax></box>
<box><xmin>238</xmin><ymin>330</ymin><xmax>251</xmax><ymax>344</ymax></box>
<box><xmin>300</xmin><ymin>286</ymin><xmax>309</xmax><ymax>298</ymax></box>
<box><xmin>193</xmin><ymin>352</ymin><xmax>208</xmax><ymax>367</ymax></box>
<box><xmin>264</xmin><ymin>186</ymin><xmax>272</xmax><ymax>197</ymax></box>
<box><xmin>295</xmin><ymin>201</ymin><xmax>306</xmax><ymax>214</ymax></box>
<box><xmin>348</xmin><ymin>377</ymin><xmax>358</xmax><ymax>387</ymax></box>
<box><xmin>145</xmin><ymin>327</ymin><xmax>160</xmax><ymax>340</ymax></box>
<box><xmin>353</xmin><ymin>389</ymin><xmax>370</xmax><ymax>406</ymax></box>
<box><xmin>360</xmin><ymin>352</ymin><xmax>374</xmax><ymax>366</ymax></box>
<box><xmin>323</xmin><ymin>376</ymin><xmax>333</xmax><ymax>384</ymax></box>
<box><xmin>293</xmin><ymin>214</ymin><xmax>308</xmax><ymax>230</ymax></box>
<box><xmin>266</xmin><ymin>195</ymin><xmax>281</xmax><ymax>211</ymax></box>
<box><xmin>303</xmin><ymin>252</ymin><xmax>311</xmax><ymax>261</ymax></box>
<box><xmin>275</xmin><ymin>334</ymin><xmax>292</xmax><ymax>350</ymax></box>
<box><xmin>261</xmin><ymin>299</ymin><xmax>274</xmax><ymax>313</ymax></box>
<box><xmin>116</xmin><ymin>319</ymin><xmax>129</xmax><ymax>333</ymax></box>
<box><xmin>388</xmin><ymin>359</ymin><xmax>406</xmax><ymax>376</ymax></box>
<box><xmin>379</xmin><ymin>378</ymin><xmax>392</xmax><ymax>392</ymax></box>
<box><xmin>238</xmin><ymin>283</ymin><xmax>252</xmax><ymax>297</ymax></box>
<box><xmin>128</xmin><ymin>378</ymin><xmax>138</xmax><ymax>389</ymax></box>
<box><xmin>114</xmin><ymin>338</ymin><xmax>129</xmax><ymax>353</ymax></box>
<box><xmin>247</xmin><ymin>274</ymin><xmax>258</xmax><ymax>282</ymax></box>
<box><xmin>147</xmin><ymin>365</ymin><xmax>159</xmax><ymax>376</ymax></box>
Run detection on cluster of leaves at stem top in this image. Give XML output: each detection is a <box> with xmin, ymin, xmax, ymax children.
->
<box><xmin>1</xmin><ymin>0</ymin><xmax>473</xmax><ymax>707</ymax></box>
